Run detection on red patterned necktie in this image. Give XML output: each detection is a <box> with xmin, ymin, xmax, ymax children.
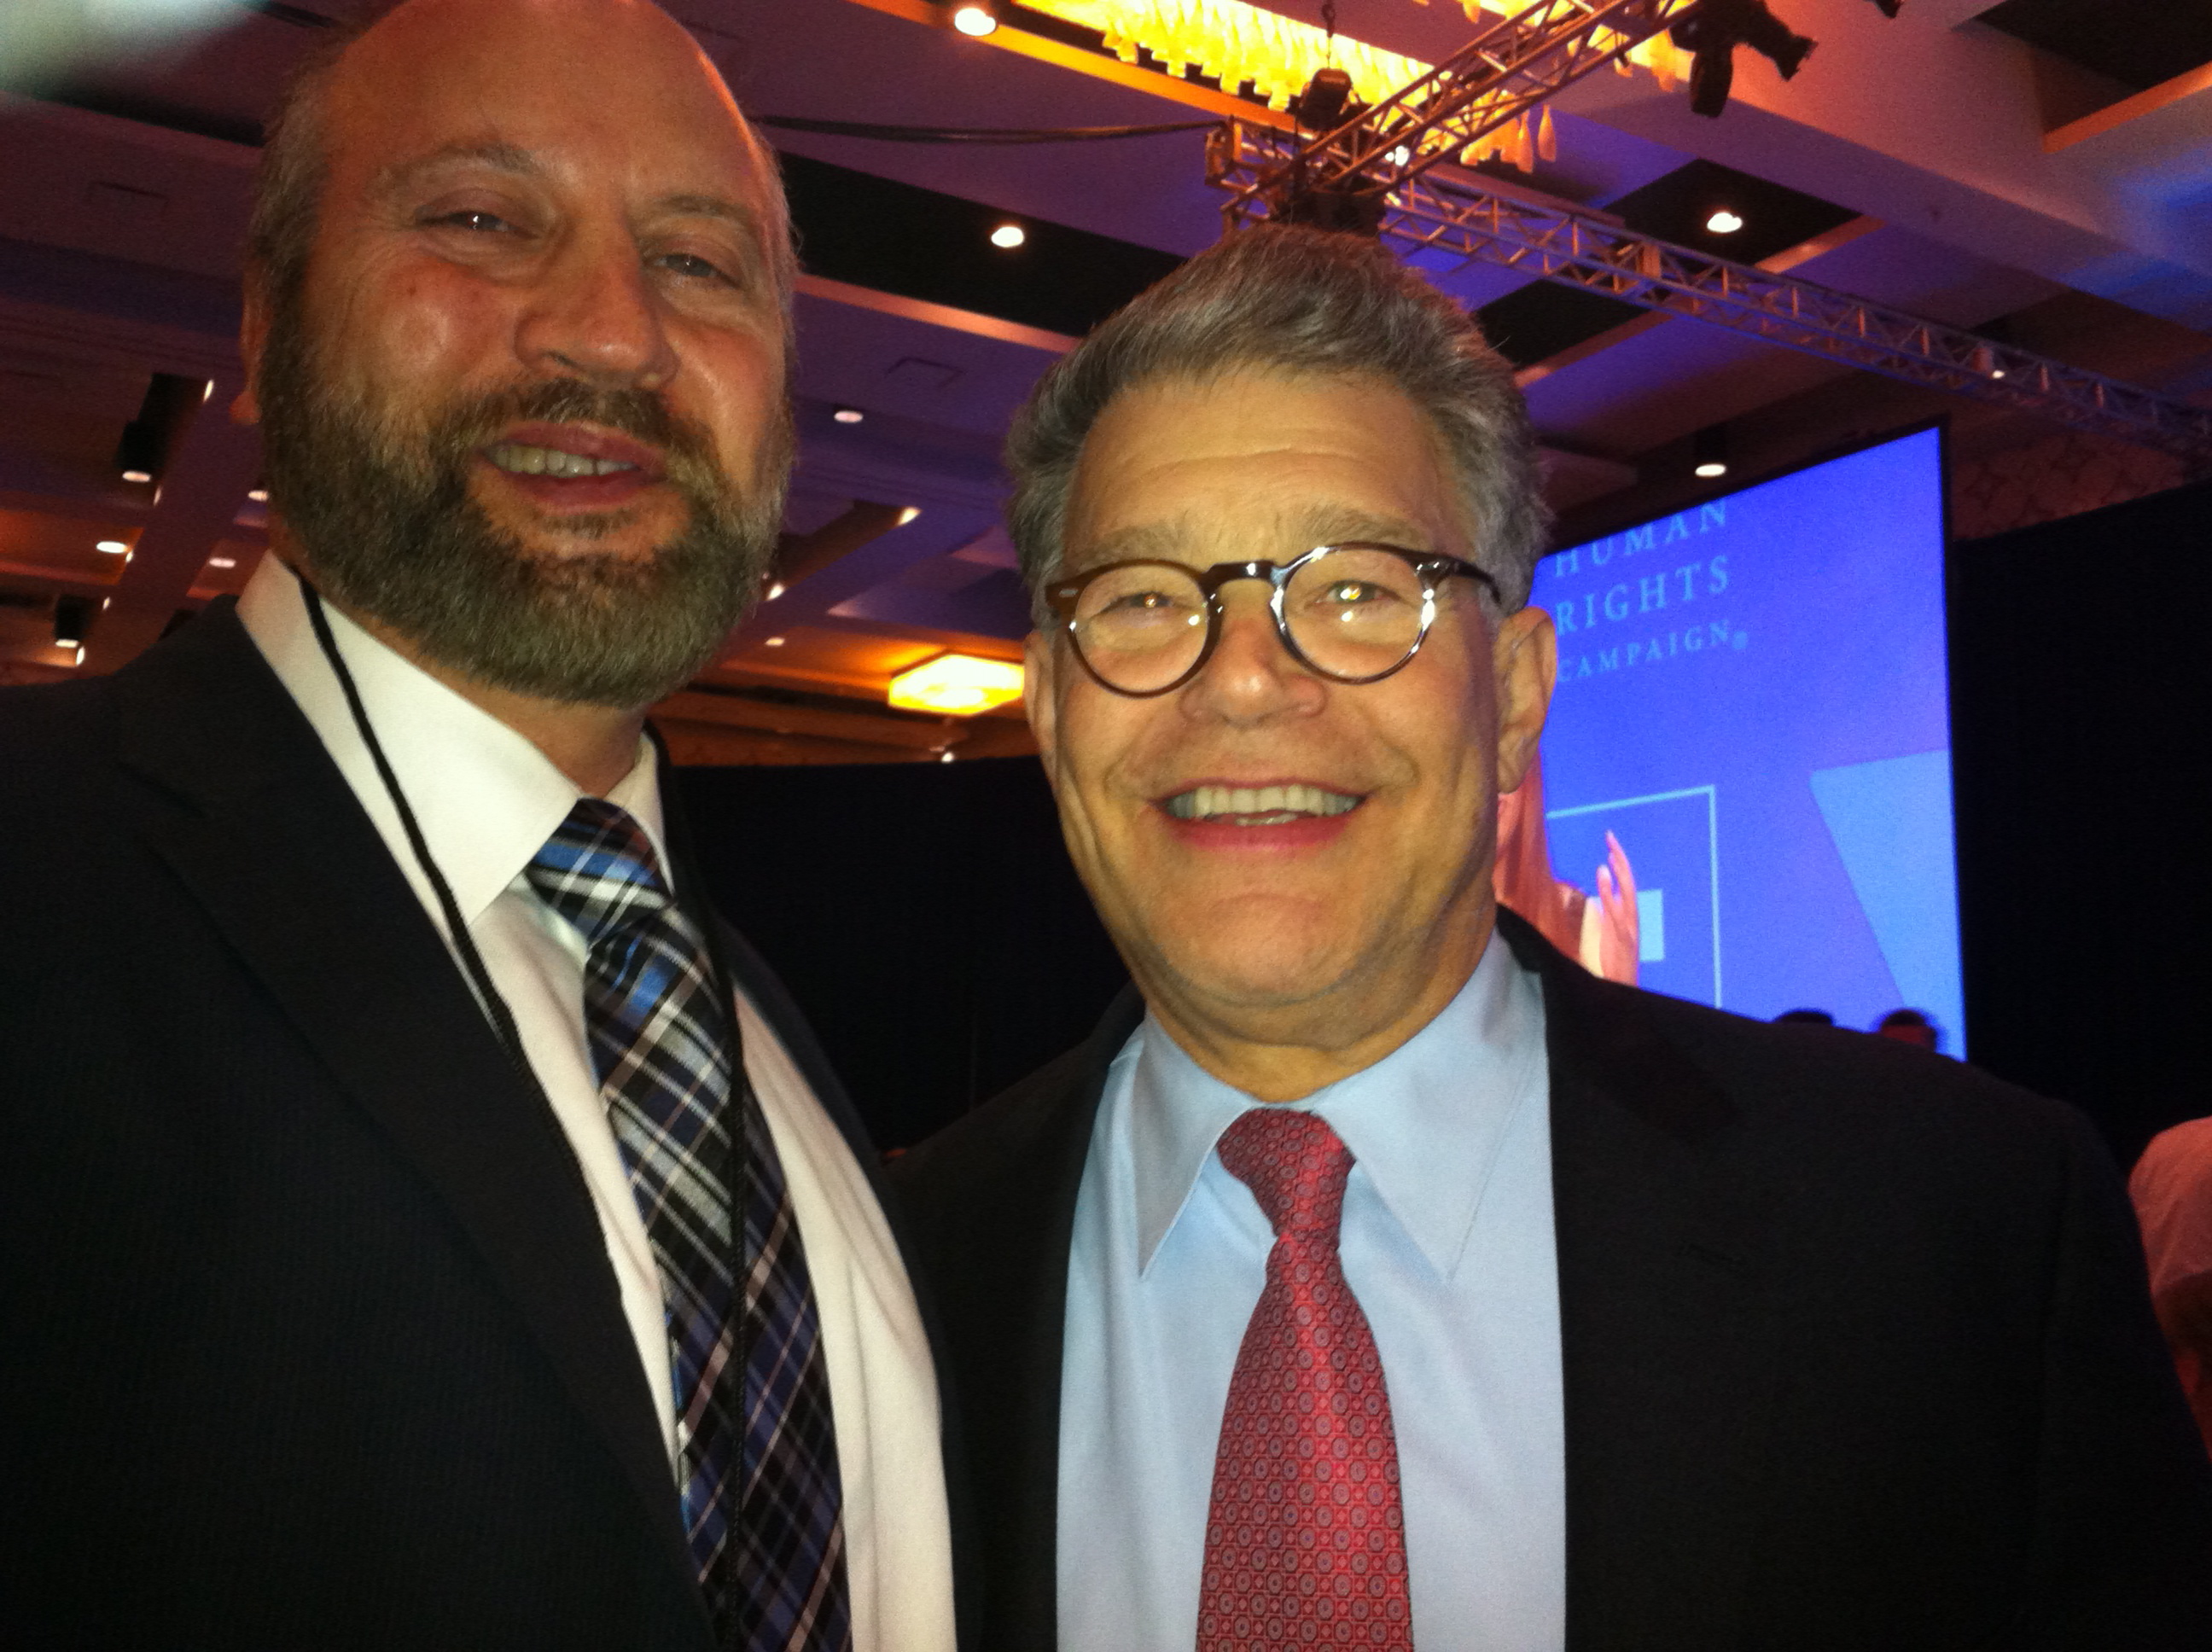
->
<box><xmin>1199</xmin><ymin>1107</ymin><xmax>1415</xmax><ymax>1650</ymax></box>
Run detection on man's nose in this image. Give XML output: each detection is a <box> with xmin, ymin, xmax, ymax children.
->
<box><xmin>1181</xmin><ymin>581</ymin><xmax>1325</xmax><ymax>723</ymax></box>
<box><xmin>516</xmin><ymin>227</ymin><xmax>678</xmax><ymax>389</ymax></box>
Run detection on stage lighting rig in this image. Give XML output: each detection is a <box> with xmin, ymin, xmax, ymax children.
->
<box><xmin>1668</xmin><ymin>0</ymin><xmax>1817</xmax><ymax>119</ymax></box>
<box><xmin>1272</xmin><ymin>65</ymin><xmax>1387</xmax><ymax>236</ymax></box>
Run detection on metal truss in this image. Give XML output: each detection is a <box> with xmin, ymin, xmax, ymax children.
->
<box><xmin>1203</xmin><ymin>0</ymin><xmax>2212</xmax><ymax>464</ymax></box>
<box><xmin>1214</xmin><ymin>0</ymin><xmax>1703</xmax><ymax>227</ymax></box>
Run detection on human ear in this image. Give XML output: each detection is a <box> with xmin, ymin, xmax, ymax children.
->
<box><xmin>235</xmin><ymin>274</ymin><xmax>271</xmax><ymax>427</ymax></box>
<box><xmin>1491</xmin><ymin>604</ymin><xmax>1556</xmax><ymax>797</ymax></box>
<box><xmin>1023</xmin><ymin>625</ymin><xmax>1061</xmax><ymax>787</ymax></box>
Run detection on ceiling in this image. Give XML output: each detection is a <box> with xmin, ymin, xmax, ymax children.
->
<box><xmin>2</xmin><ymin>0</ymin><xmax>2209</xmax><ymax>761</ymax></box>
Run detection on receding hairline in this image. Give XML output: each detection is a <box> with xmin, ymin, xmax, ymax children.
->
<box><xmin>246</xmin><ymin>0</ymin><xmax>795</xmax><ymax>312</ymax></box>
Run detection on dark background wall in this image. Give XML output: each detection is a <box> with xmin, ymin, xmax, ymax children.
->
<box><xmin>680</xmin><ymin>473</ymin><xmax>2212</xmax><ymax>1162</ymax></box>
<box><xmin>679</xmin><ymin>758</ymin><xmax>1127</xmax><ymax>1153</ymax></box>
<box><xmin>1948</xmin><ymin>472</ymin><xmax>2212</xmax><ymax>1169</ymax></box>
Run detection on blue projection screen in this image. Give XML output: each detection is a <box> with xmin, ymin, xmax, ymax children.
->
<box><xmin>1528</xmin><ymin>426</ymin><xmax>1963</xmax><ymax>1049</ymax></box>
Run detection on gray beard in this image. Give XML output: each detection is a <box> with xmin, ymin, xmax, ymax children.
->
<box><xmin>255</xmin><ymin>310</ymin><xmax>789</xmax><ymax>709</ymax></box>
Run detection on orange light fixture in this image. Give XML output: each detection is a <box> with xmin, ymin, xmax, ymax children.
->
<box><xmin>888</xmin><ymin>653</ymin><xmax>1025</xmax><ymax>716</ymax></box>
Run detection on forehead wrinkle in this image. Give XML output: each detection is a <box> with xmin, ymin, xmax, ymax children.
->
<box><xmin>1072</xmin><ymin>503</ymin><xmax>1440</xmax><ymax>569</ymax></box>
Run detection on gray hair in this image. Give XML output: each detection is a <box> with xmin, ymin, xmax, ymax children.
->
<box><xmin>1004</xmin><ymin>224</ymin><xmax>1550</xmax><ymax>613</ymax></box>
<box><xmin>243</xmin><ymin>9</ymin><xmax>797</xmax><ymax>334</ymax></box>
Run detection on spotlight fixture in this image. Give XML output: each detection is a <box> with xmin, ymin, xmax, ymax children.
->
<box><xmin>54</xmin><ymin>595</ymin><xmax>91</xmax><ymax>652</ymax></box>
<box><xmin>1704</xmin><ymin>207</ymin><xmax>1744</xmax><ymax>235</ymax></box>
<box><xmin>765</xmin><ymin>635</ymin><xmax>788</xmax><ymax>648</ymax></box>
<box><xmin>95</xmin><ymin>539</ymin><xmax>128</xmax><ymax>556</ymax></box>
<box><xmin>897</xmin><ymin>506</ymin><xmax>923</xmax><ymax>526</ymax></box>
<box><xmin>1291</xmin><ymin>65</ymin><xmax>1356</xmax><ymax>131</ymax></box>
<box><xmin>1970</xmin><ymin>343</ymin><xmax>2007</xmax><ymax>381</ymax></box>
<box><xmin>951</xmin><ymin>3</ymin><xmax>998</xmax><ymax>38</ymax></box>
<box><xmin>208</xmin><ymin>556</ymin><xmax>238</xmax><ymax>569</ymax></box>
<box><xmin>1692</xmin><ymin>424</ymin><xmax>1730</xmax><ymax>480</ymax></box>
<box><xmin>989</xmin><ymin>222</ymin><xmax>1027</xmax><ymax>249</ymax></box>
<box><xmin>831</xmin><ymin>406</ymin><xmax>864</xmax><ymax>424</ymax></box>
<box><xmin>766</xmin><ymin>581</ymin><xmax>787</xmax><ymax>601</ymax></box>
<box><xmin>889</xmin><ymin>653</ymin><xmax>1024</xmax><ymax>716</ymax></box>
<box><xmin>1272</xmin><ymin>67</ymin><xmax>1387</xmax><ymax>237</ymax></box>
<box><xmin>1670</xmin><ymin>0</ymin><xmax>1816</xmax><ymax>119</ymax></box>
<box><xmin>113</xmin><ymin>371</ymin><xmax>201</xmax><ymax>488</ymax></box>
<box><xmin>247</xmin><ymin>487</ymin><xmax>269</xmax><ymax>503</ymax></box>
<box><xmin>939</xmin><ymin>750</ymin><xmax>957</xmax><ymax>763</ymax></box>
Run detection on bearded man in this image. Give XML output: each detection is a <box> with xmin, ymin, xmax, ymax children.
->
<box><xmin>0</xmin><ymin>3</ymin><xmax>954</xmax><ymax>1649</ymax></box>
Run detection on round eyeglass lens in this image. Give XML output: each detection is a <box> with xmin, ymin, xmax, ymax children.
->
<box><xmin>1282</xmin><ymin>546</ymin><xmax>1431</xmax><ymax>680</ymax></box>
<box><xmin>1069</xmin><ymin>562</ymin><xmax>1209</xmax><ymax>693</ymax></box>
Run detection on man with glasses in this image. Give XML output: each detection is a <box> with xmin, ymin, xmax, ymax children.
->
<box><xmin>889</xmin><ymin>225</ymin><xmax>2212</xmax><ymax>1651</ymax></box>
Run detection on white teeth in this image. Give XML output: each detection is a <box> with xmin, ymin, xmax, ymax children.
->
<box><xmin>486</xmin><ymin>442</ymin><xmax>637</xmax><ymax>479</ymax></box>
<box><xmin>1165</xmin><ymin>782</ymin><xmax>1362</xmax><ymax>822</ymax></box>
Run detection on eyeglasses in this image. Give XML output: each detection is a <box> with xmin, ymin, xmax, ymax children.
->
<box><xmin>1044</xmin><ymin>542</ymin><xmax>1499</xmax><ymax>698</ymax></box>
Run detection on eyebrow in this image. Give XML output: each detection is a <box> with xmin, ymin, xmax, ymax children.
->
<box><xmin>371</xmin><ymin>148</ymin><xmax>768</xmax><ymax>270</ymax></box>
<box><xmin>654</xmin><ymin>192</ymin><xmax>761</xmax><ymax>231</ymax></box>
<box><xmin>372</xmin><ymin>140</ymin><xmax>542</xmax><ymax>201</ymax></box>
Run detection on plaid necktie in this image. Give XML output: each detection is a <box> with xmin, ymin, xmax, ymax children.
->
<box><xmin>527</xmin><ymin>798</ymin><xmax>852</xmax><ymax>1652</ymax></box>
<box><xmin>1199</xmin><ymin>1108</ymin><xmax>1414</xmax><ymax>1651</ymax></box>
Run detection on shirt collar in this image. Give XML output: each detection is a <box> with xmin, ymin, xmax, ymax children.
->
<box><xmin>1127</xmin><ymin>925</ymin><xmax>1545</xmax><ymax>1281</ymax></box>
<box><xmin>236</xmin><ymin>556</ymin><xmax>667</xmax><ymax>923</ymax></box>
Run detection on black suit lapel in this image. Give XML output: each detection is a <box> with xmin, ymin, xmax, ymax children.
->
<box><xmin>107</xmin><ymin>607</ymin><xmax>706</xmax><ymax>1630</ymax></box>
<box><xmin>899</xmin><ymin>986</ymin><xmax>1142</xmax><ymax>1650</ymax></box>
<box><xmin>1498</xmin><ymin>912</ymin><xmax>1780</xmax><ymax>1652</ymax></box>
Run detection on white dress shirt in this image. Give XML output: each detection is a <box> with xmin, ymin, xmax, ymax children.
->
<box><xmin>1060</xmin><ymin>931</ymin><xmax>1565</xmax><ymax>1650</ymax></box>
<box><xmin>237</xmin><ymin>556</ymin><xmax>954</xmax><ymax>1652</ymax></box>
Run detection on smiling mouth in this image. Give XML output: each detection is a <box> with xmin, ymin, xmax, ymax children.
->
<box><xmin>1162</xmin><ymin>782</ymin><xmax>1365</xmax><ymax>825</ymax></box>
<box><xmin>485</xmin><ymin>441</ymin><xmax>641</xmax><ymax>479</ymax></box>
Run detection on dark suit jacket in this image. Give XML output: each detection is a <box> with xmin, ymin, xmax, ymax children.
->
<box><xmin>0</xmin><ymin>603</ymin><xmax>902</xmax><ymax>1648</ymax></box>
<box><xmin>888</xmin><ymin>910</ymin><xmax>2212</xmax><ymax>1651</ymax></box>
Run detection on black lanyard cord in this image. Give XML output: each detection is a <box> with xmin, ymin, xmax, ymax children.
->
<box><xmin>300</xmin><ymin>578</ymin><xmax>537</xmax><ymax>1081</ymax></box>
<box><xmin>300</xmin><ymin>576</ymin><xmax>755</xmax><ymax>1333</ymax></box>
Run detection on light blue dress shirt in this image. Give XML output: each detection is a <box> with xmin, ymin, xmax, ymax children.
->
<box><xmin>1057</xmin><ymin>931</ymin><xmax>1564</xmax><ymax>1651</ymax></box>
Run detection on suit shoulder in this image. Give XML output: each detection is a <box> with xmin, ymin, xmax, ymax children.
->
<box><xmin>888</xmin><ymin>1037</ymin><xmax>1100</xmax><ymax>1206</ymax></box>
<box><xmin>0</xmin><ymin>679</ymin><xmax>119</xmax><ymax>850</ymax></box>
<box><xmin>0</xmin><ymin>677</ymin><xmax>114</xmax><ymax>761</ymax></box>
<box><xmin>1600</xmin><ymin>978</ymin><xmax>2094</xmax><ymax>1181</ymax></box>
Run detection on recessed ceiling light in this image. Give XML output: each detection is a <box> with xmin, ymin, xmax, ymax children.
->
<box><xmin>247</xmin><ymin>487</ymin><xmax>268</xmax><ymax>503</ymax></box>
<box><xmin>121</xmin><ymin>469</ymin><xmax>152</xmax><ymax>485</ymax></box>
<box><xmin>765</xmin><ymin>635</ymin><xmax>787</xmax><ymax>647</ymax></box>
<box><xmin>889</xmin><ymin>653</ymin><xmax>1025</xmax><ymax>716</ymax></box>
<box><xmin>1705</xmin><ymin>208</ymin><xmax>1744</xmax><ymax>235</ymax></box>
<box><xmin>989</xmin><ymin>222</ymin><xmax>1027</xmax><ymax>250</ymax></box>
<box><xmin>208</xmin><ymin>556</ymin><xmax>238</xmax><ymax>569</ymax></box>
<box><xmin>897</xmin><ymin>506</ymin><xmax>922</xmax><ymax>526</ymax></box>
<box><xmin>832</xmin><ymin>407</ymin><xmax>864</xmax><ymax>425</ymax></box>
<box><xmin>952</xmin><ymin>4</ymin><xmax>998</xmax><ymax>38</ymax></box>
<box><xmin>766</xmin><ymin>581</ymin><xmax>786</xmax><ymax>601</ymax></box>
<box><xmin>1691</xmin><ymin>422</ymin><xmax>1730</xmax><ymax>480</ymax></box>
<box><xmin>95</xmin><ymin>539</ymin><xmax>127</xmax><ymax>555</ymax></box>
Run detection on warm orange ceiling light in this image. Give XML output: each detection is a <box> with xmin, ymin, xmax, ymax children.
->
<box><xmin>888</xmin><ymin>653</ymin><xmax>1025</xmax><ymax>715</ymax></box>
<box><xmin>1014</xmin><ymin>3</ymin><xmax>1692</xmax><ymax>169</ymax></box>
<box><xmin>1024</xmin><ymin>0</ymin><xmax>1427</xmax><ymax>112</ymax></box>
